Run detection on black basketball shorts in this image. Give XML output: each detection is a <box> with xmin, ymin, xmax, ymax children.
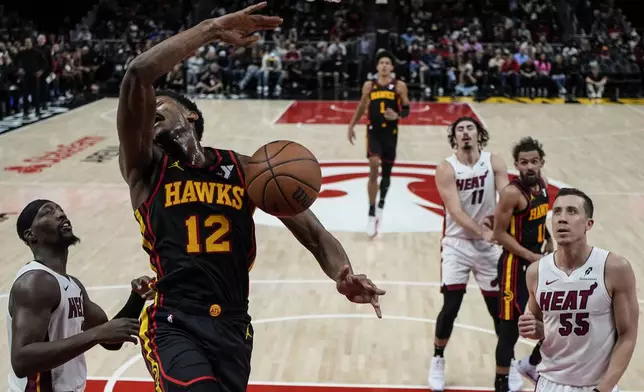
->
<box><xmin>366</xmin><ymin>125</ymin><xmax>398</xmax><ymax>163</ymax></box>
<box><xmin>497</xmin><ymin>251</ymin><xmax>530</xmax><ymax>321</ymax></box>
<box><xmin>139</xmin><ymin>297</ymin><xmax>253</xmax><ymax>392</ymax></box>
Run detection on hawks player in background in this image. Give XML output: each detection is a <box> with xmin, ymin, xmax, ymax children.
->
<box><xmin>491</xmin><ymin>137</ymin><xmax>554</xmax><ymax>392</ymax></box>
<box><xmin>347</xmin><ymin>49</ymin><xmax>410</xmax><ymax>238</ymax></box>
<box><xmin>428</xmin><ymin>117</ymin><xmax>510</xmax><ymax>391</ymax></box>
<box><xmin>519</xmin><ymin>188</ymin><xmax>639</xmax><ymax>392</ymax></box>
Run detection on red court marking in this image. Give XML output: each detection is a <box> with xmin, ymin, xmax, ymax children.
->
<box><xmin>275</xmin><ymin>101</ymin><xmax>478</xmax><ymax>126</ymax></box>
<box><xmin>85</xmin><ymin>379</ymin><xmax>488</xmax><ymax>392</ymax></box>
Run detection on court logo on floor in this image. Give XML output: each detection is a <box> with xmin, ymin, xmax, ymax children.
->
<box><xmin>252</xmin><ymin>161</ymin><xmax>566</xmax><ymax>233</ymax></box>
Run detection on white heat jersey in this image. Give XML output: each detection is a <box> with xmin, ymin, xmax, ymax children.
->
<box><xmin>536</xmin><ymin>248</ymin><xmax>615</xmax><ymax>386</ymax></box>
<box><xmin>7</xmin><ymin>261</ymin><xmax>87</xmax><ymax>392</ymax></box>
<box><xmin>443</xmin><ymin>151</ymin><xmax>497</xmax><ymax>239</ymax></box>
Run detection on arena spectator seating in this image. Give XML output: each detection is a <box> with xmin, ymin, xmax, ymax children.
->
<box><xmin>1</xmin><ymin>0</ymin><xmax>643</xmax><ymax>114</ymax></box>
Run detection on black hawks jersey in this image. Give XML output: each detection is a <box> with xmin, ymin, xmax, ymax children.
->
<box><xmin>506</xmin><ymin>177</ymin><xmax>549</xmax><ymax>255</ymax></box>
<box><xmin>134</xmin><ymin>148</ymin><xmax>256</xmax><ymax>305</ymax></box>
<box><xmin>367</xmin><ymin>78</ymin><xmax>401</xmax><ymax>131</ymax></box>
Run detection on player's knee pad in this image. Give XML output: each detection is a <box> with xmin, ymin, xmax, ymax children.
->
<box><xmin>435</xmin><ymin>289</ymin><xmax>465</xmax><ymax>340</ymax></box>
<box><xmin>495</xmin><ymin>319</ymin><xmax>519</xmax><ymax>367</ymax></box>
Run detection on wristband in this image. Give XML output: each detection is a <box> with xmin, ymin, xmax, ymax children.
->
<box><xmin>400</xmin><ymin>104</ymin><xmax>410</xmax><ymax>118</ymax></box>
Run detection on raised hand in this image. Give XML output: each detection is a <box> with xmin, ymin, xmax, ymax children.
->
<box><xmin>212</xmin><ymin>2</ymin><xmax>283</xmax><ymax>46</ymax></box>
<box><xmin>335</xmin><ymin>265</ymin><xmax>386</xmax><ymax>318</ymax></box>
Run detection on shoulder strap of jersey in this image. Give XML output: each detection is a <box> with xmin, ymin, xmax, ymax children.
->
<box><xmin>226</xmin><ymin>150</ymin><xmax>248</xmax><ymax>189</ymax></box>
<box><xmin>140</xmin><ymin>153</ymin><xmax>170</xmax><ymax>210</ymax></box>
<box><xmin>510</xmin><ymin>178</ymin><xmax>531</xmax><ymax>215</ymax></box>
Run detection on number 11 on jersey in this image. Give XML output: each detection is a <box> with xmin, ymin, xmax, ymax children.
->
<box><xmin>471</xmin><ymin>189</ymin><xmax>484</xmax><ymax>205</ymax></box>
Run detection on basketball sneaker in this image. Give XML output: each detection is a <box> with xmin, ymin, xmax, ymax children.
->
<box><xmin>367</xmin><ymin>215</ymin><xmax>378</xmax><ymax>238</ymax></box>
<box><xmin>515</xmin><ymin>357</ymin><xmax>538</xmax><ymax>384</ymax></box>
<box><xmin>428</xmin><ymin>356</ymin><xmax>445</xmax><ymax>391</ymax></box>
<box><xmin>509</xmin><ymin>360</ymin><xmax>523</xmax><ymax>391</ymax></box>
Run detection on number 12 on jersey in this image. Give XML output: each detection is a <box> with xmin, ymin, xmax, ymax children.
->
<box><xmin>185</xmin><ymin>215</ymin><xmax>231</xmax><ymax>253</ymax></box>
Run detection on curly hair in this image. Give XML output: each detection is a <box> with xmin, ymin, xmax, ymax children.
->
<box><xmin>156</xmin><ymin>89</ymin><xmax>205</xmax><ymax>141</ymax></box>
<box><xmin>447</xmin><ymin>116</ymin><xmax>489</xmax><ymax>149</ymax></box>
<box><xmin>511</xmin><ymin>136</ymin><xmax>545</xmax><ymax>162</ymax></box>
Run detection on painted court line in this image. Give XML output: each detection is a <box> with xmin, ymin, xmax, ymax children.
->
<box><xmin>0</xmin><ymin>280</ymin><xmax>642</xmax><ymax>304</ymax></box>
<box><xmin>103</xmin><ymin>313</ymin><xmax>540</xmax><ymax>392</ymax></box>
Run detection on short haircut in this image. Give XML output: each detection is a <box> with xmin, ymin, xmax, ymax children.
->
<box><xmin>156</xmin><ymin>89</ymin><xmax>205</xmax><ymax>140</ymax></box>
<box><xmin>447</xmin><ymin>116</ymin><xmax>489</xmax><ymax>149</ymax></box>
<box><xmin>376</xmin><ymin>50</ymin><xmax>395</xmax><ymax>65</ymax></box>
<box><xmin>512</xmin><ymin>136</ymin><xmax>545</xmax><ymax>161</ymax></box>
<box><xmin>555</xmin><ymin>188</ymin><xmax>594</xmax><ymax>218</ymax></box>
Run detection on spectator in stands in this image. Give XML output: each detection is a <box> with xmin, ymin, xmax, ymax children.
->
<box><xmin>487</xmin><ymin>48</ymin><xmax>505</xmax><ymax>90</ymax></box>
<box><xmin>195</xmin><ymin>63</ymin><xmax>223</xmax><ymax>95</ymax></box>
<box><xmin>519</xmin><ymin>57</ymin><xmax>538</xmax><ymax>98</ymax></box>
<box><xmin>15</xmin><ymin>37</ymin><xmax>46</xmax><ymax>118</ymax></box>
<box><xmin>455</xmin><ymin>56</ymin><xmax>478</xmax><ymax>97</ymax></box>
<box><xmin>586</xmin><ymin>63</ymin><xmax>607</xmax><ymax>100</ymax></box>
<box><xmin>534</xmin><ymin>52</ymin><xmax>551</xmax><ymax>96</ymax></box>
<box><xmin>258</xmin><ymin>46</ymin><xmax>283</xmax><ymax>96</ymax></box>
<box><xmin>514</xmin><ymin>46</ymin><xmax>530</xmax><ymax>65</ymax></box>
<box><xmin>164</xmin><ymin>63</ymin><xmax>184</xmax><ymax>92</ymax></box>
<box><xmin>36</xmin><ymin>34</ymin><xmax>52</xmax><ymax>110</ymax></box>
<box><xmin>550</xmin><ymin>54</ymin><xmax>567</xmax><ymax>96</ymax></box>
<box><xmin>501</xmin><ymin>52</ymin><xmax>519</xmax><ymax>96</ymax></box>
<box><xmin>566</xmin><ymin>55</ymin><xmax>584</xmax><ymax>99</ymax></box>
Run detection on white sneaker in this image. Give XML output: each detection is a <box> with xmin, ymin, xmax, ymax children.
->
<box><xmin>509</xmin><ymin>360</ymin><xmax>524</xmax><ymax>392</ymax></box>
<box><xmin>428</xmin><ymin>356</ymin><xmax>446</xmax><ymax>391</ymax></box>
<box><xmin>376</xmin><ymin>206</ymin><xmax>384</xmax><ymax>222</ymax></box>
<box><xmin>516</xmin><ymin>357</ymin><xmax>539</xmax><ymax>384</ymax></box>
<box><xmin>367</xmin><ymin>216</ymin><xmax>378</xmax><ymax>238</ymax></box>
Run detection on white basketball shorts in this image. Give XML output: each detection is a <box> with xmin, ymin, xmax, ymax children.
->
<box><xmin>440</xmin><ymin>236</ymin><xmax>501</xmax><ymax>294</ymax></box>
<box><xmin>536</xmin><ymin>376</ymin><xmax>619</xmax><ymax>392</ymax></box>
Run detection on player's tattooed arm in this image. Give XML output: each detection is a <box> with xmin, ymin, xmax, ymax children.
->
<box><xmin>518</xmin><ymin>262</ymin><xmax>544</xmax><ymax>340</ymax></box>
<box><xmin>348</xmin><ymin>81</ymin><xmax>373</xmax><ymax>144</ymax></box>
<box><xmin>596</xmin><ymin>253</ymin><xmax>639</xmax><ymax>392</ymax></box>
<box><xmin>492</xmin><ymin>185</ymin><xmax>542</xmax><ymax>262</ymax></box>
<box><xmin>490</xmin><ymin>153</ymin><xmax>510</xmax><ymax>194</ymax></box>
<box><xmin>435</xmin><ymin>161</ymin><xmax>488</xmax><ymax>239</ymax></box>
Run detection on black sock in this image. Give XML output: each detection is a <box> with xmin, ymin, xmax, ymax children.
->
<box><xmin>529</xmin><ymin>340</ymin><xmax>543</xmax><ymax>366</ymax></box>
<box><xmin>378</xmin><ymin>199</ymin><xmax>385</xmax><ymax>209</ymax></box>
<box><xmin>494</xmin><ymin>374</ymin><xmax>509</xmax><ymax>392</ymax></box>
<box><xmin>368</xmin><ymin>204</ymin><xmax>376</xmax><ymax>216</ymax></box>
<box><xmin>434</xmin><ymin>345</ymin><xmax>445</xmax><ymax>357</ymax></box>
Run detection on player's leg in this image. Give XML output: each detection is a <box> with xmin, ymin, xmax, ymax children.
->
<box><xmin>472</xmin><ymin>242</ymin><xmax>501</xmax><ymax>336</ymax></box>
<box><xmin>206</xmin><ymin>319</ymin><xmax>254</xmax><ymax>392</ymax></box>
<box><xmin>377</xmin><ymin>129</ymin><xmax>397</xmax><ymax>217</ymax></box>
<box><xmin>366</xmin><ymin>127</ymin><xmax>382</xmax><ymax>237</ymax></box>
<box><xmin>429</xmin><ymin>238</ymin><xmax>472</xmax><ymax>390</ymax></box>
<box><xmin>495</xmin><ymin>256</ymin><xmax>529</xmax><ymax>392</ymax></box>
<box><xmin>139</xmin><ymin>304</ymin><xmax>220</xmax><ymax>391</ymax></box>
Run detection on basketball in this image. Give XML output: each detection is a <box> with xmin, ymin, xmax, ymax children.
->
<box><xmin>245</xmin><ymin>140</ymin><xmax>322</xmax><ymax>217</ymax></box>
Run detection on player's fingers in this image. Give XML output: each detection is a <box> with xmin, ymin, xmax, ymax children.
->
<box><xmin>371</xmin><ymin>299</ymin><xmax>382</xmax><ymax>319</ymax></box>
<box><xmin>249</xmin><ymin>15</ymin><xmax>283</xmax><ymax>28</ymax></box>
<box><xmin>242</xmin><ymin>1</ymin><xmax>268</xmax><ymax>14</ymax></box>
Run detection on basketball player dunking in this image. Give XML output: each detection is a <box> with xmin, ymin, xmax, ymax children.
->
<box><xmin>519</xmin><ymin>188</ymin><xmax>639</xmax><ymax>392</ymax></box>
<box><xmin>429</xmin><ymin>117</ymin><xmax>509</xmax><ymax>391</ymax></box>
<box><xmin>116</xmin><ymin>4</ymin><xmax>385</xmax><ymax>391</ymax></box>
<box><xmin>347</xmin><ymin>50</ymin><xmax>410</xmax><ymax>238</ymax></box>
<box><xmin>8</xmin><ymin>200</ymin><xmax>153</xmax><ymax>392</ymax></box>
<box><xmin>491</xmin><ymin>137</ymin><xmax>554</xmax><ymax>392</ymax></box>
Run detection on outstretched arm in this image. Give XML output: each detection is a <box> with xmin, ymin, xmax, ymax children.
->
<box><xmin>117</xmin><ymin>3</ymin><xmax>282</xmax><ymax>197</ymax></box>
<box><xmin>596</xmin><ymin>254</ymin><xmax>639</xmax><ymax>392</ymax></box>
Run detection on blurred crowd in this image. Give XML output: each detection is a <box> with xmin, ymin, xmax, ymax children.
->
<box><xmin>1</xmin><ymin>0</ymin><xmax>643</xmax><ymax>116</ymax></box>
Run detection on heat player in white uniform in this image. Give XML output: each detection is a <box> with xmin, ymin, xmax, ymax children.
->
<box><xmin>429</xmin><ymin>117</ymin><xmax>510</xmax><ymax>390</ymax></box>
<box><xmin>8</xmin><ymin>199</ymin><xmax>153</xmax><ymax>392</ymax></box>
<box><xmin>519</xmin><ymin>188</ymin><xmax>639</xmax><ymax>392</ymax></box>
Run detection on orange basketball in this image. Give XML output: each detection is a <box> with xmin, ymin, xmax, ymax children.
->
<box><xmin>245</xmin><ymin>140</ymin><xmax>322</xmax><ymax>217</ymax></box>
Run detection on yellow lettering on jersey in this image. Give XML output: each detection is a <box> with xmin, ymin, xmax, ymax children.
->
<box><xmin>164</xmin><ymin>181</ymin><xmax>245</xmax><ymax>210</ymax></box>
<box><xmin>370</xmin><ymin>90</ymin><xmax>396</xmax><ymax>100</ymax></box>
<box><xmin>194</xmin><ymin>182</ymin><xmax>216</xmax><ymax>204</ymax></box>
<box><xmin>180</xmin><ymin>180</ymin><xmax>198</xmax><ymax>204</ymax></box>
<box><xmin>528</xmin><ymin>204</ymin><xmax>549</xmax><ymax>221</ymax></box>
<box><xmin>164</xmin><ymin>182</ymin><xmax>182</xmax><ymax>207</ymax></box>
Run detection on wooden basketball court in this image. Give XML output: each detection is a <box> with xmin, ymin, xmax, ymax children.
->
<box><xmin>0</xmin><ymin>98</ymin><xmax>643</xmax><ymax>392</ymax></box>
